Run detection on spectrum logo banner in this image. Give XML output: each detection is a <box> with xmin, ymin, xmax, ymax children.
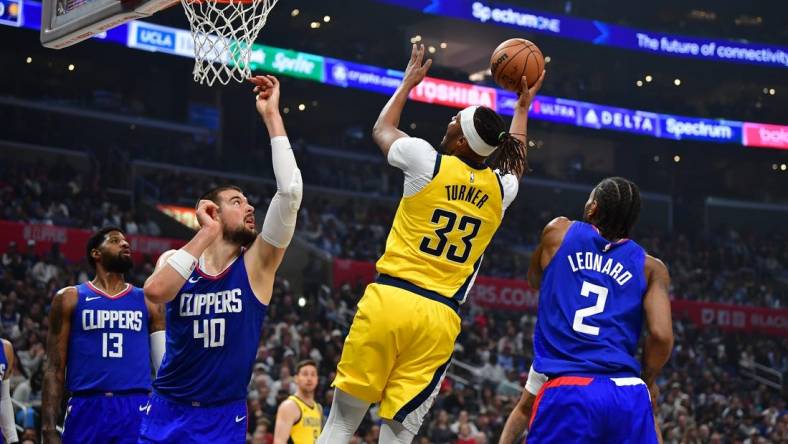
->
<box><xmin>661</xmin><ymin>116</ymin><xmax>741</xmax><ymax>143</ymax></box>
<box><xmin>743</xmin><ymin>123</ymin><xmax>788</xmax><ymax>150</ymax></box>
<box><xmin>410</xmin><ymin>77</ymin><xmax>497</xmax><ymax>110</ymax></box>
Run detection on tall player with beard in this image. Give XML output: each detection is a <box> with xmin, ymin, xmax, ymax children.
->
<box><xmin>139</xmin><ymin>74</ymin><xmax>303</xmax><ymax>444</ymax></box>
<box><xmin>42</xmin><ymin>227</ymin><xmax>166</xmax><ymax>444</ymax></box>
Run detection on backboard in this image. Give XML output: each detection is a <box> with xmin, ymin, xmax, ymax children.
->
<box><xmin>41</xmin><ymin>0</ymin><xmax>177</xmax><ymax>49</ymax></box>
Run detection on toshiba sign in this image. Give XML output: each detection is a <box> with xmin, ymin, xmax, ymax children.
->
<box><xmin>410</xmin><ymin>77</ymin><xmax>497</xmax><ymax>110</ymax></box>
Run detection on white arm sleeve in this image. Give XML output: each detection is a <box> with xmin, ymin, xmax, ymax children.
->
<box><xmin>387</xmin><ymin>137</ymin><xmax>438</xmax><ymax>197</ymax></box>
<box><xmin>497</xmin><ymin>172</ymin><xmax>520</xmax><ymax>212</ymax></box>
<box><xmin>150</xmin><ymin>330</ymin><xmax>166</xmax><ymax>375</ymax></box>
<box><xmin>525</xmin><ymin>365</ymin><xmax>548</xmax><ymax>395</ymax></box>
<box><xmin>261</xmin><ymin>136</ymin><xmax>303</xmax><ymax>249</ymax></box>
<box><xmin>0</xmin><ymin>380</ymin><xmax>18</xmax><ymax>443</ymax></box>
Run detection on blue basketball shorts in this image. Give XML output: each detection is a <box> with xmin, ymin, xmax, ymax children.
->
<box><xmin>138</xmin><ymin>392</ymin><xmax>247</xmax><ymax>444</ymax></box>
<box><xmin>527</xmin><ymin>376</ymin><xmax>658</xmax><ymax>444</ymax></box>
<box><xmin>62</xmin><ymin>392</ymin><xmax>150</xmax><ymax>444</ymax></box>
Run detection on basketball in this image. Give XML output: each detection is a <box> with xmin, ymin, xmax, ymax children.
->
<box><xmin>490</xmin><ymin>39</ymin><xmax>544</xmax><ymax>92</ymax></box>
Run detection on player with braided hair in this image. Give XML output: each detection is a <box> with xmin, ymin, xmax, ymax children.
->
<box><xmin>318</xmin><ymin>44</ymin><xmax>545</xmax><ymax>444</ymax></box>
<box><xmin>501</xmin><ymin>177</ymin><xmax>673</xmax><ymax>444</ymax></box>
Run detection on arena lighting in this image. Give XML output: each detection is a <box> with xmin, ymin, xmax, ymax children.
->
<box><xmin>323</xmin><ymin>15</ymin><xmax>330</xmax><ymax>23</ymax></box>
<box><xmin>772</xmin><ymin>164</ymin><xmax>778</xmax><ymax>170</ymax></box>
<box><xmin>645</xmin><ymin>75</ymin><xmax>653</xmax><ymax>82</ymax></box>
<box><xmin>409</xmin><ymin>122</ymin><xmax>416</xmax><ymax>129</ymax></box>
<box><xmin>25</xmin><ymin>56</ymin><xmax>32</xmax><ymax>63</ymax></box>
<box><xmin>298</xmin><ymin>103</ymin><xmax>306</xmax><ymax>111</ymax></box>
<box><xmin>290</xmin><ymin>9</ymin><xmax>299</xmax><ymax>17</ymax></box>
<box><xmin>283</xmin><ymin>106</ymin><xmax>290</xmax><ymax>114</ymax></box>
<box><xmin>654</xmin><ymin>155</ymin><xmax>660</xmax><ymax>162</ymax></box>
<box><xmin>544</xmin><ymin>56</ymin><xmax>551</xmax><ymax>63</ymax></box>
<box><xmin>440</xmin><ymin>42</ymin><xmax>447</xmax><ymax>49</ymax></box>
<box><xmin>769</xmin><ymin>88</ymin><xmax>776</xmax><ymax>95</ymax></box>
<box><xmin>410</xmin><ymin>35</ymin><xmax>422</xmax><ymax>43</ymax></box>
<box><xmin>297</xmin><ymin>297</ymin><xmax>306</xmax><ymax>307</ymax></box>
<box><xmin>674</xmin><ymin>155</ymin><xmax>681</xmax><ymax>162</ymax></box>
<box><xmin>674</xmin><ymin>78</ymin><xmax>682</xmax><ymax>86</ymax></box>
<box><xmin>782</xmin><ymin>164</ymin><xmax>787</xmax><ymax>171</ymax></box>
<box><xmin>309</xmin><ymin>21</ymin><xmax>320</xmax><ymax>29</ymax></box>
<box><xmin>67</xmin><ymin>64</ymin><xmax>75</xmax><ymax>71</ymax></box>
<box><xmin>636</xmin><ymin>80</ymin><xmax>643</xmax><ymax>87</ymax></box>
<box><xmin>428</xmin><ymin>46</ymin><xmax>436</xmax><ymax>54</ymax></box>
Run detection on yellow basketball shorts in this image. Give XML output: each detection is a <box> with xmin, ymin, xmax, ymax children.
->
<box><xmin>333</xmin><ymin>278</ymin><xmax>461</xmax><ymax>433</ymax></box>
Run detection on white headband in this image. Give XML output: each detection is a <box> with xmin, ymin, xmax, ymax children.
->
<box><xmin>459</xmin><ymin>106</ymin><xmax>497</xmax><ymax>156</ymax></box>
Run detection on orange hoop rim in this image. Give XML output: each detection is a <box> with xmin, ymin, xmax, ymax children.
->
<box><xmin>185</xmin><ymin>0</ymin><xmax>257</xmax><ymax>4</ymax></box>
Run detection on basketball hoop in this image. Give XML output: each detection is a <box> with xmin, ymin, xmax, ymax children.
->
<box><xmin>181</xmin><ymin>0</ymin><xmax>279</xmax><ymax>86</ymax></box>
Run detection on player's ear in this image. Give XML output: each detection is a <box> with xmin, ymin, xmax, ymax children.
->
<box><xmin>91</xmin><ymin>247</ymin><xmax>101</xmax><ymax>264</ymax></box>
<box><xmin>587</xmin><ymin>200</ymin><xmax>599</xmax><ymax>219</ymax></box>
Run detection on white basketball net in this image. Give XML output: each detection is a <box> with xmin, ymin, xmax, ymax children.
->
<box><xmin>181</xmin><ymin>0</ymin><xmax>279</xmax><ymax>86</ymax></box>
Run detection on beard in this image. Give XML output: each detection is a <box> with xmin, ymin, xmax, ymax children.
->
<box><xmin>103</xmin><ymin>253</ymin><xmax>133</xmax><ymax>274</ymax></box>
<box><xmin>224</xmin><ymin>225</ymin><xmax>258</xmax><ymax>247</ymax></box>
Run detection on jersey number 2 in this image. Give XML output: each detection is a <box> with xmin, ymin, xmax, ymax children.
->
<box><xmin>419</xmin><ymin>209</ymin><xmax>481</xmax><ymax>263</ymax></box>
<box><xmin>572</xmin><ymin>281</ymin><xmax>608</xmax><ymax>336</ymax></box>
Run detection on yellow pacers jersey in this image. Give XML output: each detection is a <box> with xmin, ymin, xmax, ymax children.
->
<box><xmin>288</xmin><ymin>395</ymin><xmax>322</xmax><ymax>444</ymax></box>
<box><xmin>377</xmin><ymin>154</ymin><xmax>503</xmax><ymax>299</ymax></box>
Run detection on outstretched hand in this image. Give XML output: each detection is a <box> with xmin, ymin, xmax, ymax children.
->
<box><xmin>401</xmin><ymin>44</ymin><xmax>433</xmax><ymax>89</ymax></box>
<box><xmin>249</xmin><ymin>75</ymin><xmax>281</xmax><ymax>118</ymax></box>
<box><xmin>515</xmin><ymin>69</ymin><xmax>546</xmax><ymax>109</ymax></box>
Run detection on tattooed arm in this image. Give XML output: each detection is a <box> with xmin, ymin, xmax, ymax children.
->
<box><xmin>41</xmin><ymin>287</ymin><xmax>77</xmax><ymax>444</ymax></box>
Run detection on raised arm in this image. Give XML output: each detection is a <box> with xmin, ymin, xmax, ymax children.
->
<box><xmin>507</xmin><ymin>71</ymin><xmax>545</xmax><ymax>179</ymax></box>
<box><xmin>42</xmin><ymin>287</ymin><xmax>77</xmax><ymax>444</ymax></box>
<box><xmin>372</xmin><ymin>44</ymin><xmax>432</xmax><ymax>157</ymax></box>
<box><xmin>0</xmin><ymin>340</ymin><xmax>18</xmax><ymax>444</ymax></box>
<box><xmin>143</xmin><ymin>202</ymin><xmax>222</xmax><ymax>304</ymax></box>
<box><xmin>246</xmin><ymin>75</ymin><xmax>303</xmax><ymax>304</ymax></box>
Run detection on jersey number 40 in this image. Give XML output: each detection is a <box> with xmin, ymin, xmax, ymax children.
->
<box><xmin>419</xmin><ymin>209</ymin><xmax>482</xmax><ymax>264</ymax></box>
<box><xmin>194</xmin><ymin>319</ymin><xmax>225</xmax><ymax>348</ymax></box>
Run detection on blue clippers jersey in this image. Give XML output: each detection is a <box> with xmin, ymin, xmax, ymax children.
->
<box><xmin>67</xmin><ymin>283</ymin><xmax>151</xmax><ymax>392</ymax></box>
<box><xmin>0</xmin><ymin>341</ymin><xmax>7</xmax><ymax>381</ymax></box>
<box><xmin>533</xmin><ymin>222</ymin><xmax>647</xmax><ymax>378</ymax></box>
<box><xmin>154</xmin><ymin>251</ymin><xmax>267</xmax><ymax>404</ymax></box>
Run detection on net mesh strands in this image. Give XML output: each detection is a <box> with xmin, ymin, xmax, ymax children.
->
<box><xmin>181</xmin><ymin>0</ymin><xmax>278</xmax><ymax>86</ymax></box>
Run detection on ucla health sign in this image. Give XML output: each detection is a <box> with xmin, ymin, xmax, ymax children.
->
<box><xmin>377</xmin><ymin>0</ymin><xmax>788</xmax><ymax>69</ymax></box>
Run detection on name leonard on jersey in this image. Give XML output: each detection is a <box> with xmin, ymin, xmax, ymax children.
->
<box><xmin>567</xmin><ymin>251</ymin><xmax>634</xmax><ymax>286</ymax></box>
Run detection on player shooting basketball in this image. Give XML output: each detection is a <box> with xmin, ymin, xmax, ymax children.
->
<box><xmin>317</xmin><ymin>44</ymin><xmax>545</xmax><ymax>443</ymax></box>
<box><xmin>138</xmin><ymin>75</ymin><xmax>303</xmax><ymax>443</ymax></box>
